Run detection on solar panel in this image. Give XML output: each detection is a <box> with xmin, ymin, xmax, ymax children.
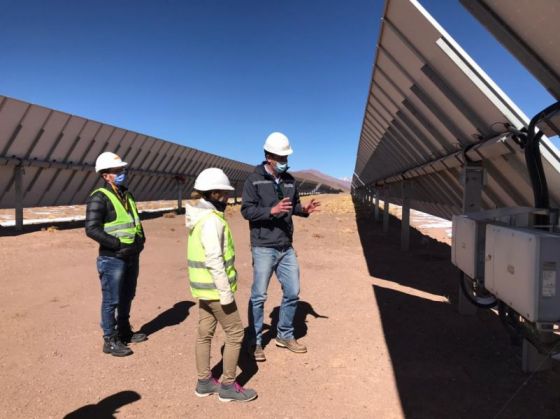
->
<box><xmin>353</xmin><ymin>0</ymin><xmax>560</xmax><ymax>220</ymax></box>
<box><xmin>0</xmin><ymin>94</ymin><xmax>333</xmax><ymax>220</ymax></box>
<box><xmin>460</xmin><ymin>0</ymin><xmax>560</xmax><ymax>100</ymax></box>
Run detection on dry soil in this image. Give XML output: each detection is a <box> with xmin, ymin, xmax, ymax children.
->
<box><xmin>1</xmin><ymin>194</ymin><xmax>559</xmax><ymax>419</ymax></box>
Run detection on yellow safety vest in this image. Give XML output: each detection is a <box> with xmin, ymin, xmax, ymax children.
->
<box><xmin>92</xmin><ymin>188</ymin><xmax>143</xmax><ymax>244</ymax></box>
<box><xmin>187</xmin><ymin>211</ymin><xmax>237</xmax><ymax>300</ymax></box>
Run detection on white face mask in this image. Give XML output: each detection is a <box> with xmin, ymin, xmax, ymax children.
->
<box><xmin>275</xmin><ymin>162</ymin><xmax>289</xmax><ymax>173</ymax></box>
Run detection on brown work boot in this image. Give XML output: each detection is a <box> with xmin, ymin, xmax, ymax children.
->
<box><xmin>251</xmin><ymin>344</ymin><xmax>266</xmax><ymax>362</ymax></box>
<box><xmin>275</xmin><ymin>337</ymin><xmax>307</xmax><ymax>353</ymax></box>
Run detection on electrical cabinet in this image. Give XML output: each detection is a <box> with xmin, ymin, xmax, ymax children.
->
<box><xmin>484</xmin><ymin>225</ymin><xmax>560</xmax><ymax>323</ymax></box>
<box><xmin>451</xmin><ymin>215</ymin><xmax>485</xmax><ymax>280</ymax></box>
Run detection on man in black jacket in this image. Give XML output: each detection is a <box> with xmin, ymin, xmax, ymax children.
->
<box><xmin>85</xmin><ymin>151</ymin><xmax>147</xmax><ymax>357</ymax></box>
<box><xmin>241</xmin><ymin>132</ymin><xmax>320</xmax><ymax>362</ymax></box>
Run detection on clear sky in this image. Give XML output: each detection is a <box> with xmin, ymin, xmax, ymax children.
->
<box><xmin>0</xmin><ymin>0</ymin><xmax>556</xmax><ymax>180</ymax></box>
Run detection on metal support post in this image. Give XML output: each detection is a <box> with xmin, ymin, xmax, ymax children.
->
<box><xmin>374</xmin><ymin>192</ymin><xmax>380</xmax><ymax>222</ymax></box>
<box><xmin>232</xmin><ymin>183</ymin><xmax>238</xmax><ymax>204</ymax></box>
<box><xmin>462</xmin><ymin>163</ymin><xmax>484</xmax><ymax>213</ymax></box>
<box><xmin>177</xmin><ymin>180</ymin><xmax>183</xmax><ymax>212</ymax></box>
<box><xmin>14</xmin><ymin>165</ymin><xmax>24</xmax><ymax>230</ymax></box>
<box><xmin>458</xmin><ymin>163</ymin><xmax>484</xmax><ymax>315</ymax></box>
<box><xmin>401</xmin><ymin>182</ymin><xmax>410</xmax><ymax>251</ymax></box>
<box><xmin>383</xmin><ymin>195</ymin><xmax>390</xmax><ymax>233</ymax></box>
<box><xmin>522</xmin><ymin>337</ymin><xmax>553</xmax><ymax>373</ymax></box>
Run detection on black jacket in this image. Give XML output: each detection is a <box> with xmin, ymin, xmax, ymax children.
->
<box><xmin>241</xmin><ymin>163</ymin><xmax>308</xmax><ymax>248</ymax></box>
<box><xmin>85</xmin><ymin>185</ymin><xmax>146</xmax><ymax>258</ymax></box>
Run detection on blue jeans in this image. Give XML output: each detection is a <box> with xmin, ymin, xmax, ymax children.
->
<box><xmin>248</xmin><ymin>246</ymin><xmax>300</xmax><ymax>345</ymax></box>
<box><xmin>96</xmin><ymin>256</ymin><xmax>139</xmax><ymax>337</ymax></box>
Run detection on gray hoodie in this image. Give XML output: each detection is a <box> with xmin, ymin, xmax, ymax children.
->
<box><xmin>185</xmin><ymin>198</ymin><xmax>234</xmax><ymax>305</ymax></box>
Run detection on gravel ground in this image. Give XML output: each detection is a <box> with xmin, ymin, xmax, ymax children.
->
<box><xmin>1</xmin><ymin>194</ymin><xmax>559</xmax><ymax>418</ymax></box>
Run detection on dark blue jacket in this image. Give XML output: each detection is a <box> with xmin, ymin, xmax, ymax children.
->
<box><xmin>241</xmin><ymin>163</ymin><xmax>308</xmax><ymax>248</ymax></box>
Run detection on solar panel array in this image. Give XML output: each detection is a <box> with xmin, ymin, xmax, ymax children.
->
<box><xmin>0</xmin><ymin>95</ymin><xmax>337</xmax><ymax>212</ymax></box>
<box><xmin>353</xmin><ymin>0</ymin><xmax>560</xmax><ymax>220</ymax></box>
<box><xmin>460</xmin><ymin>0</ymin><xmax>560</xmax><ymax>101</ymax></box>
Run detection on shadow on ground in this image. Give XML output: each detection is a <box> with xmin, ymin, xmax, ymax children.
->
<box><xmin>210</xmin><ymin>301</ymin><xmax>327</xmax><ymax>386</ymax></box>
<box><xmin>261</xmin><ymin>300</ymin><xmax>328</xmax><ymax>347</ymax></box>
<box><xmin>63</xmin><ymin>390</ymin><xmax>141</xmax><ymax>418</ymax></box>
<box><xmin>139</xmin><ymin>301</ymin><xmax>195</xmax><ymax>337</ymax></box>
<box><xmin>354</xmin><ymin>198</ymin><xmax>560</xmax><ymax>419</ymax></box>
<box><xmin>212</xmin><ymin>341</ymin><xmax>260</xmax><ymax>387</ymax></box>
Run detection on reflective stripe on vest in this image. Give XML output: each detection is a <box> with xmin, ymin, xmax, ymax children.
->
<box><xmin>187</xmin><ymin>258</ymin><xmax>236</xmax><ymax>270</ymax></box>
<box><xmin>187</xmin><ymin>211</ymin><xmax>237</xmax><ymax>300</ymax></box>
<box><xmin>91</xmin><ymin>188</ymin><xmax>143</xmax><ymax>245</ymax></box>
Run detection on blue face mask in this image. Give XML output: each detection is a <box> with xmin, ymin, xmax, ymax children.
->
<box><xmin>114</xmin><ymin>171</ymin><xmax>127</xmax><ymax>187</ymax></box>
<box><xmin>275</xmin><ymin>162</ymin><xmax>289</xmax><ymax>173</ymax></box>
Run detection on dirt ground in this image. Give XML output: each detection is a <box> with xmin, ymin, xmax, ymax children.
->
<box><xmin>1</xmin><ymin>194</ymin><xmax>559</xmax><ymax>418</ymax></box>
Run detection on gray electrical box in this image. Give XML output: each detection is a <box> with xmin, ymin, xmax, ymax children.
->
<box><xmin>485</xmin><ymin>225</ymin><xmax>560</xmax><ymax>323</ymax></box>
<box><xmin>451</xmin><ymin>208</ymin><xmax>537</xmax><ymax>282</ymax></box>
<box><xmin>451</xmin><ymin>215</ymin><xmax>485</xmax><ymax>280</ymax></box>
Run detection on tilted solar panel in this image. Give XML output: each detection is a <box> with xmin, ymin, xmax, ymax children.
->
<box><xmin>353</xmin><ymin>0</ymin><xmax>560</xmax><ymax>220</ymax></box>
<box><xmin>0</xmin><ymin>95</ymin><xmax>332</xmax><ymax>212</ymax></box>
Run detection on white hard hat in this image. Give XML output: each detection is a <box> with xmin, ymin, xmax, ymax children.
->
<box><xmin>263</xmin><ymin>132</ymin><xmax>293</xmax><ymax>156</ymax></box>
<box><xmin>95</xmin><ymin>151</ymin><xmax>128</xmax><ymax>173</ymax></box>
<box><xmin>194</xmin><ymin>168</ymin><xmax>234</xmax><ymax>191</ymax></box>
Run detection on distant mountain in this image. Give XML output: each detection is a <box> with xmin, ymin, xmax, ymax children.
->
<box><xmin>292</xmin><ymin>169</ymin><xmax>351</xmax><ymax>192</ymax></box>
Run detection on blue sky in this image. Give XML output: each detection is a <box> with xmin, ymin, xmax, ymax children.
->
<box><xmin>0</xmin><ymin>0</ymin><xmax>555</xmax><ymax>180</ymax></box>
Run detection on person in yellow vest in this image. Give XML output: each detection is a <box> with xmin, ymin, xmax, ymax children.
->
<box><xmin>186</xmin><ymin>168</ymin><xmax>257</xmax><ymax>402</ymax></box>
<box><xmin>85</xmin><ymin>151</ymin><xmax>147</xmax><ymax>357</ymax></box>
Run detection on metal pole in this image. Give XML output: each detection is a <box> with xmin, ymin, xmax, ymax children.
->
<box><xmin>522</xmin><ymin>335</ymin><xmax>553</xmax><ymax>372</ymax></box>
<box><xmin>383</xmin><ymin>194</ymin><xmax>390</xmax><ymax>233</ymax></box>
<box><xmin>374</xmin><ymin>192</ymin><xmax>380</xmax><ymax>222</ymax></box>
<box><xmin>458</xmin><ymin>163</ymin><xmax>484</xmax><ymax>315</ymax></box>
<box><xmin>14</xmin><ymin>165</ymin><xmax>24</xmax><ymax>230</ymax></box>
<box><xmin>176</xmin><ymin>179</ymin><xmax>183</xmax><ymax>213</ymax></box>
<box><xmin>401</xmin><ymin>182</ymin><xmax>410</xmax><ymax>251</ymax></box>
<box><xmin>462</xmin><ymin>163</ymin><xmax>484</xmax><ymax>213</ymax></box>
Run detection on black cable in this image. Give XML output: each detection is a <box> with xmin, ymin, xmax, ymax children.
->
<box><xmin>525</xmin><ymin>101</ymin><xmax>560</xmax><ymax>209</ymax></box>
<box><xmin>459</xmin><ymin>272</ymin><xmax>497</xmax><ymax>308</ymax></box>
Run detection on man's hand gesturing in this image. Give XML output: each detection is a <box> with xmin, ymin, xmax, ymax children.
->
<box><xmin>303</xmin><ymin>198</ymin><xmax>321</xmax><ymax>215</ymax></box>
<box><xmin>271</xmin><ymin>198</ymin><xmax>293</xmax><ymax>216</ymax></box>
